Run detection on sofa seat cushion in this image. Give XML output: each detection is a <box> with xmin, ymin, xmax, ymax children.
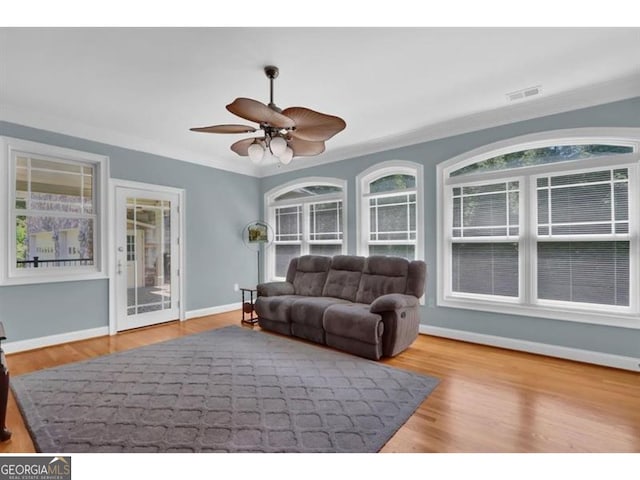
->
<box><xmin>290</xmin><ymin>296</ymin><xmax>349</xmax><ymax>329</ymax></box>
<box><xmin>255</xmin><ymin>295</ymin><xmax>300</xmax><ymax>324</ymax></box>
<box><xmin>323</xmin><ymin>303</ymin><xmax>383</xmax><ymax>345</ymax></box>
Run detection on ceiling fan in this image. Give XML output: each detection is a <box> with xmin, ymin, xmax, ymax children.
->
<box><xmin>190</xmin><ymin>65</ymin><xmax>346</xmax><ymax>166</ymax></box>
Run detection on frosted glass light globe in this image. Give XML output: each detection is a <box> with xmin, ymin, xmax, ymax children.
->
<box><xmin>248</xmin><ymin>142</ymin><xmax>265</xmax><ymax>165</ymax></box>
<box><xmin>269</xmin><ymin>136</ymin><xmax>288</xmax><ymax>157</ymax></box>
<box><xmin>279</xmin><ymin>147</ymin><xmax>294</xmax><ymax>165</ymax></box>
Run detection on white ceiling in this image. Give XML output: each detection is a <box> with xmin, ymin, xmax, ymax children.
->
<box><xmin>1</xmin><ymin>27</ymin><xmax>639</xmax><ymax>177</ymax></box>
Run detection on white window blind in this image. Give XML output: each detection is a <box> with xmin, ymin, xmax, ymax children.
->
<box><xmin>536</xmin><ymin>168</ymin><xmax>630</xmax><ymax>306</ymax></box>
<box><xmin>451</xmin><ymin>181</ymin><xmax>520</xmax><ymax>297</ymax></box>
<box><xmin>274</xmin><ymin>205</ymin><xmax>302</xmax><ymax>277</ymax></box>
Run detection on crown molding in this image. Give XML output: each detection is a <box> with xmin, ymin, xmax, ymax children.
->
<box><xmin>0</xmin><ymin>103</ymin><xmax>261</xmax><ymax>177</ymax></box>
<box><xmin>2</xmin><ymin>72</ymin><xmax>639</xmax><ymax>180</ymax></box>
<box><xmin>258</xmin><ymin>72</ymin><xmax>640</xmax><ymax>177</ymax></box>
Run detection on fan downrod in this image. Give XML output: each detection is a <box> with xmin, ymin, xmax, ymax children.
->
<box><xmin>264</xmin><ymin>65</ymin><xmax>281</xmax><ymax>112</ymax></box>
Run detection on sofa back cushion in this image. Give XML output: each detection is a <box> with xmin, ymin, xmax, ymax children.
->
<box><xmin>287</xmin><ymin>255</ymin><xmax>332</xmax><ymax>297</ymax></box>
<box><xmin>355</xmin><ymin>256</ymin><xmax>409</xmax><ymax>304</ymax></box>
<box><xmin>322</xmin><ymin>255</ymin><xmax>365</xmax><ymax>302</ymax></box>
<box><xmin>406</xmin><ymin>260</ymin><xmax>427</xmax><ymax>298</ymax></box>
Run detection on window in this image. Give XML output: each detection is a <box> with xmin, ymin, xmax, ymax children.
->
<box><xmin>438</xmin><ymin>129</ymin><xmax>640</xmax><ymax>327</ymax></box>
<box><xmin>266</xmin><ymin>178</ymin><xmax>346</xmax><ymax>279</ymax></box>
<box><xmin>357</xmin><ymin>161</ymin><xmax>424</xmax><ymax>261</ymax></box>
<box><xmin>1</xmin><ymin>137</ymin><xmax>109</xmax><ymax>285</ymax></box>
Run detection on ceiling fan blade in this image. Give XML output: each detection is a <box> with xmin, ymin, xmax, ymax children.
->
<box><xmin>282</xmin><ymin>107</ymin><xmax>346</xmax><ymax>142</ymax></box>
<box><xmin>227</xmin><ymin>98</ymin><xmax>295</xmax><ymax>129</ymax></box>
<box><xmin>230</xmin><ymin>137</ymin><xmax>259</xmax><ymax>156</ymax></box>
<box><xmin>288</xmin><ymin>137</ymin><xmax>326</xmax><ymax>157</ymax></box>
<box><xmin>190</xmin><ymin>124</ymin><xmax>257</xmax><ymax>134</ymax></box>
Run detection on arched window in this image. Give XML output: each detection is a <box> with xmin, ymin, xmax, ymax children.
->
<box><xmin>357</xmin><ymin>161</ymin><xmax>424</xmax><ymax>261</ymax></box>
<box><xmin>437</xmin><ymin>128</ymin><xmax>640</xmax><ymax>327</ymax></box>
<box><xmin>265</xmin><ymin>178</ymin><xmax>346</xmax><ymax>280</ymax></box>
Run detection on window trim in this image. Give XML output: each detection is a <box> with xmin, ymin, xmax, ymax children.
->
<box><xmin>356</xmin><ymin>160</ymin><xmax>424</xmax><ymax>261</ymax></box>
<box><xmin>264</xmin><ymin>177</ymin><xmax>347</xmax><ymax>281</ymax></box>
<box><xmin>0</xmin><ymin>136</ymin><xmax>110</xmax><ymax>285</ymax></box>
<box><xmin>437</xmin><ymin>127</ymin><xmax>640</xmax><ymax>329</ymax></box>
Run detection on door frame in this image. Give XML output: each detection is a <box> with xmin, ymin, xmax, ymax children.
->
<box><xmin>108</xmin><ymin>179</ymin><xmax>186</xmax><ymax>335</ymax></box>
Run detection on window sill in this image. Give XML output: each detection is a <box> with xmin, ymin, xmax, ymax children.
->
<box><xmin>438</xmin><ymin>295</ymin><xmax>640</xmax><ymax>329</ymax></box>
<box><xmin>1</xmin><ymin>272</ymin><xmax>108</xmax><ymax>287</ymax></box>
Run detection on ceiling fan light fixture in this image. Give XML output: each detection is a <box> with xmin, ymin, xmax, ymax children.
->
<box><xmin>248</xmin><ymin>141</ymin><xmax>265</xmax><ymax>165</ymax></box>
<box><xmin>190</xmin><ymin>65</ymin><xmax>346</xmax><ymax>167</ymax></box>
<box><xmin>269</xmin><ymin>135</ymin><xmax>288</xmax><ymax>156</ymax></box>
<box><xmin>279</xmin><ymin>146</ymin><xmax>294</xmax><ymax>165</ymax></box>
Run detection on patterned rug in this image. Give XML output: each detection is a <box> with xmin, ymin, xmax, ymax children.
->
<box><xmin>11</xmin><ymin>326</ymin><xmax>439</xmax><ymax>453</ymax></box>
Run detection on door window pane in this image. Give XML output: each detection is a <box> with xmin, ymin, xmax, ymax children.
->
<box><xmin>309</xmin><ymin>202</ymin><xmax>343</xmax><ymax>241</ymax></box>
<box><xmin>275</xmin><ymin>206</ymin><xmax>302</xmax><ymax>241</ymax></box>
<box><xmin>126</xmin><ymin>198</ymin><xmax>172</xmax><ymax>316</ymax></box>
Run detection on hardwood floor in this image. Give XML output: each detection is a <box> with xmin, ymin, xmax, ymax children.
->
<box><xmin>1</xmin><ymin>310</ymin><xmax>639</xmax><ymax>453</ymax></box>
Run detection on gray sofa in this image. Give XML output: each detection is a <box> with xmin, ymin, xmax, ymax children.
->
<box><xmin>255</xmin><ymin>255</ymin><xmax>426</xmax><ymax>360</ymax></box>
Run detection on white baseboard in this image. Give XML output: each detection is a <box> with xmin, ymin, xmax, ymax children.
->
<box><xmin>3</xmin><ymin>303</ymin><xmax>241</xmax><ymax>354</ymax></box>
<box><xmin>419</xmin><ymin>325</ymin><xmax>640</xmax><ymax>372</ymax></box>
<box><xmin>185</xmin><ymin>302</ymin><xmax>242</xmax><ymax>320</ymax></box>
<box><xmin>3</xmin><ymin>326</ymin><xmax>110</xmax><ymax>355</ymax></box>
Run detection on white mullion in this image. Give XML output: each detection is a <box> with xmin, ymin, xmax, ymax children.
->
<box><xmin>27</xmin><ymin>156</ymin><xmax>32</xmax><ymax>211</ymax></box>
<box><xmin>337</xmin><ymin>201</ymin><xmax>342</xmax><ymax>242</ymax></box>
<box><xmin>505</xmin><ymin>188</ymin><xmax>510</xmax><ymax>240</ymax></box>
<box><xmin>12</xmin><ymin>209</ymin><xmax>96</xmax><ymax>220</ymax></box>
<box><xmin>537</xmin><ymin>234</ymin><xmax>630</xmax><ymax>242</ymax></box>
<box><xmin>160</xmin><ymin>201</ymin><xmax>165</xmax><ymax>293</ymax></box>
<box><xmin>133</xmin><ymin>198</ymin><xmax>138</xmax><ymax>315</ymax></box>
<box><xmin>629</xmin><ymin>165</ymin><xmax>639</xmax><ymax>313</ymax></box>
<box><xmin>460</xmin><ymin>193</ymin><xmax>465</xmax><ymax>238</ymax></box>
<box><xmin>361</xmin><ymin>187</ymin><xmax>416</xmax><ymax>200</ymax></box>
<box><xmin>80</xmin><ymin>168</ymin><xmax>85</xmax><ymax>214</ymax></box>
<box><xmin>610</xmin><ymin>173</ymin><xmax>616</xmax><ymax>235</ymax></box>
<box><xmin>406</xmin><ymin>198</ymin><xmax>411</xmax><ymax>242</ymax></box>
<box><xmin>547</xmin><ymin>179</ymin><xmax>551</xmax><ymax>236</ymax></box>
<box><xmin>309</xmin><ymin>203</ymin><xmax>316</xmax><ymax>242</ymax></box>
<box><xmin>451</xmin><ymin>236</ymin><xmax>522</xmax><ymax>244</ymax></box>
<box><xmin>301</xmin><ymin>204</ymin><xmax>309</xmax><ymax>255</ymax></box>
<box><xmin>525</xmin><ymin>175</ymin><xmax>535</xmax><ymax>306</ymax></box>
<box><xmin>445</xmin><ymin>184</ymin><xmax>453</xmax><ymax>297</ymax></box>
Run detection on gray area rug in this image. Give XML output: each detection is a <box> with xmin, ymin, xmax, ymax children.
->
<box><xmin>12</xmin><ymin>326</ymin><xmax>439</xmax><ymax>453</ymax></box>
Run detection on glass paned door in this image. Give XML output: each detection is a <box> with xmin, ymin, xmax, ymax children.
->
<box><xmin>115</xmin><ymin>187</ymin><xmax>180</xmax><ymax>331</ymax></box>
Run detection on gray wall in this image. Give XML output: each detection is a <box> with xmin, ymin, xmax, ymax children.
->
<box><xmin>0</xmin><ymin>121</ymin><xmax>261</xmax><ymax>342</ymax></box>
<box><xmin>259</xmin><ymin>97</ymin><xmax>640</xmax><ymax>358</ymax></box>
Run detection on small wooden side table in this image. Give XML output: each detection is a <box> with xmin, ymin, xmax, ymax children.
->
<box><xmin>240</xmin><ymin>287</ymin><xmax>259</xmax><ymax>325</ymax></box>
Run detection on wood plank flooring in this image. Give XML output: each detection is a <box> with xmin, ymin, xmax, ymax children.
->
<box><xmin>1</xmin><ymin>310</ymin><xmax>638</xmax><ymax>453</ymax></box>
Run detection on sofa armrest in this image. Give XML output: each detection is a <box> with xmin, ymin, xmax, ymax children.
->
<box><xmin>370</xmin><ymin>293</ymin><xmax>418</xmax><ymax>313</ymax></box>
<box><xmin>257</xmin><ymin>281</ymin><xmax>295</xmax><ymax>297</ymax></box>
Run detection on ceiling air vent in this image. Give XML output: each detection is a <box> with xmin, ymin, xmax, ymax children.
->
<box><xmin>507</xmin><ymin>85</ymin><xmax>542</xmax><ymax>102</ymax></box>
